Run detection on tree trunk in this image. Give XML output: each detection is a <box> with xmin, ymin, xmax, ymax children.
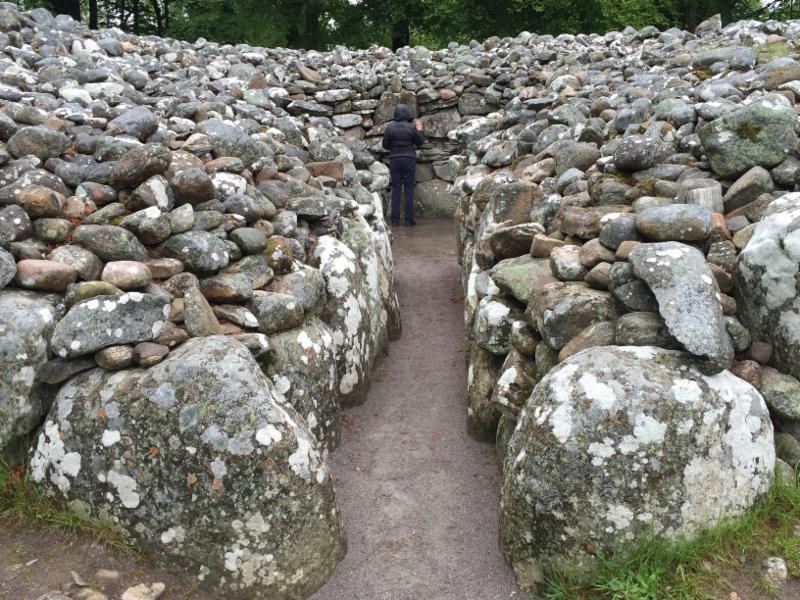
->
<box><xmin>132</xmin><ymin>0</ymin><xmax>140</xmax><ymax>33</ymax></box>
<box><xmin>52</xmin><ymin>0</ymin><xmax>81</xmax><ymax>20</ymax></box>
<box><xmin>287</xmin><ymin>0</ymin><xmax>321</xmax><ymax>49</ymax></box>
<box><xmin>391</xmin><ymin>18</ymin><xmax>409</xmax><ymax>50</ymax></box>
<box><xmin>89</xmin><ymin>0</ymin><xmax>98</xmax><ymax>28</ymax></box>
<box><xmin>149</xmin><ymin>0</ymin><xmax>162</xmax><ymax>34</ymax></box>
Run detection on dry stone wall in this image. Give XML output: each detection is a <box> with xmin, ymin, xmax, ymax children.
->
<box><xmin>453</xmin><ymin>13</ymin><xmax>800</xmax><ymax>591</ymax></box>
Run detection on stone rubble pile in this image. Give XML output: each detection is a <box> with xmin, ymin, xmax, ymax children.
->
<box><xmin>454</xmin><ymin>13</ymin><xmax>800</xmax><ymax>590</ymax></box>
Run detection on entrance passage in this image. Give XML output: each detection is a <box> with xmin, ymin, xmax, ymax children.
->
<box><xmin>312</xmin><ymin>220</ymin><xmax>519</xmax><ymax>600</ymax></box>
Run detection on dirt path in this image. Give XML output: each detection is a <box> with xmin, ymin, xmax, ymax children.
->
<box><xmin>311</xmin><ymin>219</ymin><xmax>520</xmax><ymax>600</ymax></box>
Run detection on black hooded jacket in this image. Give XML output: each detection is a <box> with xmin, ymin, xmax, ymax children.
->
<box><xmin>381</xmin><ymin>104</ymin><xmax>424</xmax><ymax>158</ymax></box>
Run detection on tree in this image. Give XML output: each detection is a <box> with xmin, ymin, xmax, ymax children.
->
<box><xmin>51</xmin><ymin>0</ymin><xmax>81</xmax><ymax>20</ymax></box>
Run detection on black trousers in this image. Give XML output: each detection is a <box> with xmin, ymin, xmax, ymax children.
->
<box><xmin>390</xmin><ymin>156</ymin><xmax>416</xmax><ymax>224</ymax></box>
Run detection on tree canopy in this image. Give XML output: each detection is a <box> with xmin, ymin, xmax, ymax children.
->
<box><xmin>17</xmin><ymin>0</ymin><xmax>792</xmax><ymax>50</ymax></box>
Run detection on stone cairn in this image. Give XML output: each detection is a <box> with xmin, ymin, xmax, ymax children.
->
<box><xmin>1</xmin><ymin>2</ymin><xmax>800</xmax><ymax>598</ymax></box>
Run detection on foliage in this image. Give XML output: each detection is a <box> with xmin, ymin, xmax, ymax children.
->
<box><xmin>544</xmin><ymin>474</ymin><xmax>800</xmax><ymax>600</ymax></box>
<box><xmin>8</xmin><ymin>0</ymin><xmax>794</xmax><ymax>53</ymax></box>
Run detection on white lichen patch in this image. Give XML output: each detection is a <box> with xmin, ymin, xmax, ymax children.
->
<box><xmin>255</xmin><ymin>424</ymin><xmax>283</xmax><ymax>446</ymax></box>
<box><xmin>30</xmin><ymin>421</ymin><xmax>82</xmax><ymax>493</ymax></box>
<box><xmin>101</xmin><ymin>429</ymin><xmax>121</xmax><ymax>447</ymax></box>
<box><xmin>106</xmin><ymin>468</ymin><xmax>140</xmax><ymax>509</ymax></box>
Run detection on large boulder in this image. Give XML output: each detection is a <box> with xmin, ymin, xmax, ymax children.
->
<box><xmin>0</xmin><ymin>291</ymin><xmax>61</xmax><ymax>453</ymax></box>
<box><xmin>698</xmin><ymin>94</ymin><xmax>798</xmax><ymax>179</ymax></box>
<box><xmin>257</xmin><ymin>319</ymin><xmax>341</xmax><ymax>452</ymax></box>
<box><xmin>737</xmin><ymin>193</ymin><xmax>800</xmax><ymax>380</ymax></box>
<box><xmin>30</xmin><ymin>336</ymin><xmax>345</xmax><ymax>599</ymax></box>
<box><xmin>500</xmin><ymin>346</ymin><xmax>774</xmax><ymax>589</ymax></box>
<box><xmin>313</xmin><ymin>235</ymin><xmax>375</xmax><ymax>407</ymax></box>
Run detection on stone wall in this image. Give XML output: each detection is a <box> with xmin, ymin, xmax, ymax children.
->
<box><xmin>453</xmin><ymin>13</ymin><xmax>800</xmax><ymax>591</ymax></box>
<box><xmin>0</xmin><ymin>5</ymin><xmax>407</xmax><ymax>598</ymax></box>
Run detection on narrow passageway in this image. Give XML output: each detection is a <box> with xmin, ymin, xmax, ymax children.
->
<box><xmin>312</xmin><ymin>220</ymin><xmax>519</xmax><ymax>600</ymax></box>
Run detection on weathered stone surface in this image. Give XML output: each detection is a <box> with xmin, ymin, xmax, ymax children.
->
<box><xmin>737</xmin><ymin>193</ymin><xmax>800</xmax><ymax>380</ymax></box>
<box><xmin>110</xmin><ymin>143</ymin><xmax>172</xmax><ymax>189</ymax></box>
<box><xmin>491</xmin><ymin>256</ymin><xmax>556</xmax><ymax>303</ymax></box>
<box><xmin>500</xmin><ymin>346</ymin><xmax>774</xmax><ymax>588</ymax></box>
<box><xmin>698</xmin><ymin>94</ymin><xmax>798</xmax><ymax>179</ymax></box>
<box><xmin>636</xmin><ymin>205</ymin><xmax>712</xmax><ymax>242</ymax></box>
<box><xmin>7</xmin><ymin>126</ymin><xmax>70</xmax><ymax>160</ymax></box>
<box><xmin>72</xmin><ymin>225</ymin><xmax>148</xmax><ymax>263</ymax></box>
<box><xmin>31</xmin><ymin>336</ymin><xmax>345</xmax><ymax>599</ymax></box>
<box><xmin>473</xmin><ymin>296</ymin><xmax>525</xmax><ymax>355</ymax></box>
<box><xmin>630</xmin><ymin>242</ymin><xmax>733</xmax><ymax>373</ymax></box>
<box><xmin>50</xmin><ymin>293</ymin><xmax>169</xmax><ymax>359</ymax></box>
<box><xmin>314</xmin><ymin>236</ymin><xmax>376</xmax><ymax>407</ymax></box>
<box><xmin>251</xmin><ymin>292</ymin><xmax>304</xmax><ymax>335</ymax></box>
<box><xmin>14</xmin><ymin>259</ymin><xmax>77</xmax><ymax>292</ymax></box>
<box><xmin>265</xmin><ymin>265</ymin><xmax>327</xmax><ymax>315</ymax></box>
<box><xmin>158</xmin><ymin>231</ymin><xmax>230</xmax><ymax>276</ymax></box>
<box><xmin>527</xmin><ymin>282</ymin><xmax>621</xmax><ymax>351</ymax></box>
<box><xmin>0</xmin><ymin>291</ymin><xmax>60</xmax><ymax>452</ymax></box>
<box><xmin>258</xmin><ymin>319</ymin><xmax>341</xmax><ymax>451</ymax></box>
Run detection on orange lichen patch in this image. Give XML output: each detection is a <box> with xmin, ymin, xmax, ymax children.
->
<box><xmin>186</xmin><ymin>473</ymin><xmax>198</xmax><ymax>486</ymax></box>
<box><xmin>211</xmin><ymin>479</ymin><xmax>222</xmax><ymax>491</ymax></box>
<box><xmin>149</xmin><ymin>447</ymin><xmax>159</xmax><ymax>458</ymax></box>
<box><xmin>98</xmin><ymin>407</ymin><xmax>107</xmax><ymax>418</ymax></box>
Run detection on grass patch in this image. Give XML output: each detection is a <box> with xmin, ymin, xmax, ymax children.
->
<box><xmin>755</xmin><ymin>42</ymin><xmax>795</xmax><ymax>62</ymax></box>
<box><xmin>0</xmin><ymin>459</ymin><xmax>137</xmax><ymax>555</ymax></box>
<box><xmin>544</xmin><ymin>474</ymin><xmax>800</xmax><ymax>600</ymax></box>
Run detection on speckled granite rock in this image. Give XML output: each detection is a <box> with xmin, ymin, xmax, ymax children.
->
<box><xmin>30</xmin><ymin>336</ymin><xmax>345</xmax><ymax>600</ymax></box>
<box><xmin>500</xmin><ymin>346</ymin><xmax>774</xmax><ymax>589</ymax></box>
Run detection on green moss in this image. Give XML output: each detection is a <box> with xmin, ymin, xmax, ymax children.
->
<box><xmin>755</xmin><ymin>42</ymin><xmax>795</xmax><ymax>62</ymax></box>
<box><xmin>694</xmin><ymin>68</ymin><xmax>712</xmax><ymax>81</ymax></box>
<box><xmin>636</xmin><ymin>179</ymin><xmax>658</xmax><ymax>197</ymax></box>
<box><xmin>736</xmin><ymin>122</ymin><xmax>762</xmax><ymax>143</ymax></box>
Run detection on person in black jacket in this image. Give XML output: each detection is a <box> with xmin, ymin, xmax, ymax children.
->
<box><xmin>382</xmin><ymin>104</ymin><xmax>424</xmax><ymax>226</ymax></box>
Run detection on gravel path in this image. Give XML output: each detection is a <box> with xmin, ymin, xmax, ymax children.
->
<box><xmin>312</xmin><ymin>219</ymin><xmax>520</xmax><ymax>600</ymax></box>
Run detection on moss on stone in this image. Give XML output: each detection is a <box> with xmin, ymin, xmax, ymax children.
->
<box><xmin>756</xmin><ymin>42</ymin><xmax>795</xmax><ymax>62</ymax></box>
<box><xmin>736</xmin><ymin>122</ymin><xmax>762</xmax><ymax>143</ymax></box>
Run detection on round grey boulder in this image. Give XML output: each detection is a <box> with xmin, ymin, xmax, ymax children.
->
<box><xmin>500</xmin><ymin>346</ymin><xmax>774</xmax><ymax>589</ymax></box>
<box><xmin>30</xmin><ymin>336</ymin><xmax>345</xmax><ymax>599</ymax></box>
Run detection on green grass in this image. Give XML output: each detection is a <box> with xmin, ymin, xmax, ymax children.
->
<box><xmin>544</xmin><ymin>474</ymin><xmax>800</xmax><ymax>600</ymax></box>
<box><xmin>0</xmin><ymin>459</ymin><xmax>137</xmax><ymax>555</ymax></box>
<box><xmin>755</xmin><ymin>42</ymin><xmax>795</xmax><ymax>62</ymax></box>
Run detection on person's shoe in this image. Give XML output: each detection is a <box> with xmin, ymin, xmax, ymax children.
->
<box><xmin>405</xmin><ymin>219</ymin><xmax>416</xmax><ymax>227</ymax></box>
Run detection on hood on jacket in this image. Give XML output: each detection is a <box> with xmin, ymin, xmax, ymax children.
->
<box><xmin>393</xmin><ymin>104</ymin><xmax>413</xmax><ymax>122</ymax></box>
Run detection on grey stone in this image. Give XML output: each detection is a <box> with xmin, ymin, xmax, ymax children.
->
<box><xmin>500</xmin><ymin>346</ymin><xmax>773</xmax><ymax>588</ymax></box>
<box><xmin>72</xmin><ymin>225</ymin><xmax>148</xmax><ymax>262</ymax></box>
<box><xmin>30</xmin><ymin>336</ymin><xmax>345</xmax><ymax>599</ymax></box>
<box><xmin>698</xmin><ymin>94</ymin><xmax>798</xmax><ymax>179</ymax></box>
<box><xmin>736</xmin><ymin>193</ymin><xmax>800</xmax><ymax>381</ymax></box>
<box><xmin>50</xmin><ymin>292</ymin><xmax>169</xmax><ymax>359</ymax></box>
<box><xmin>258</xmin><ymin>319</ymin><xmax>341</xmax><ymax>451</ymax></box>
<box><xmin>0</xmin><ymin>291</ymin><xmax>61</xmax><ymax>452</ymax></box>
<box><xmin>630</xmin><ymin>242</ymin><xmax>733</xmax><ymax>373</ymax></box>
